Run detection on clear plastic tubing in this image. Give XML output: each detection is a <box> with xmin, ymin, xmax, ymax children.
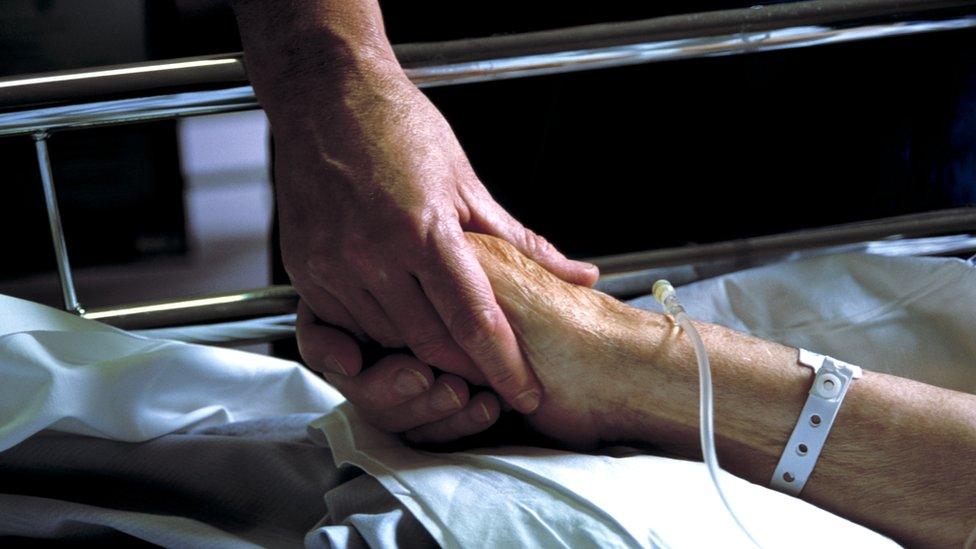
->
<box><xmin>653</xmin><ymin>280</ymin><xmax>761</xmax><ymax>547</ymax></box>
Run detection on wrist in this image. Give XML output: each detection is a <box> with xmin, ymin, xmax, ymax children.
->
<box><xmin>253</xmin><ymin>45</ymin><xmax>406</xmax><ymax>121</ymax></box>
<box><xmin>595</xmin><ymin>311</ymin><xmax>807</xmax><ymax>470</ymax></box>
<box><xmin>233</xmin><ymin>0</ymin><xmax>405</xmax><ymax>118</ymax></box>
<box><xmin>591</xmin><ymin>310</ymin><xmax>702</xmax><ymax>447</ymax></box>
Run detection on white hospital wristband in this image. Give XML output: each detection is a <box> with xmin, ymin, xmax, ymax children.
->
<box><xmin>770</xmin><ymin>349</ymin><xmax>863</xmax><ymax>496</ymax></box>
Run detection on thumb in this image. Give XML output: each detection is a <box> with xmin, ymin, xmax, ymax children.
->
<box><xmin>470</xmin><ymin>199</ymin><xmax>599</xmax><ymax>288</ymax></box>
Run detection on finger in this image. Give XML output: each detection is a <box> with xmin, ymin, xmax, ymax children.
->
<box><xmin>468</xmin><ymin>199</ymin><xmax>599</xmax><ymax>287</ymax></box>
<box><xmin>296</xmin><ymin>299</ymin><xmax>363</xmax><ymax>376</ymax></box>
<box><xmin>367</xmin><ymin>271</ymin><xmax>484</xmax><ymax>383</ymax></box>
<box><xmin>368</xmin><ymin>373</ymin><xmax>470</xmax><ymax>432</ymax></box>
<box><xmin>297</xmin><ymin>285</ymin><xmax>362</xmax><ymax>337</ymax></box>
<box><xmin>403</xmin><ymin>392</ymin><xmax>501</xmax><ymax>444</ymax></box>
<box><xmin>324</xmin><ymin>354</ymin><xmax>435</xmax><ymax>411</ymax></box>
<box><xmin>419</xmin><ymin>223</ymin><xmax>541</xmax><ymax>413</ymax></box>
<box><xmin>330</xmin><ymin>286</ymin><xmax>404</xmax><ymax>348</ymax></box>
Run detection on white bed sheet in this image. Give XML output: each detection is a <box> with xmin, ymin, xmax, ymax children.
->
<box><xmin>0</xmin><ymin>295</ymin><xmax>342</xmax><ymax>454</ymax></box>
<box><xmin>630</xmin><ymin>252</ymin><xmax>976</xmax><ymax>394</ymax></box>
<box><xmin>5</xmin><ymin>251</ymin><xmax>973</xmax><ymax>547</ymax></box>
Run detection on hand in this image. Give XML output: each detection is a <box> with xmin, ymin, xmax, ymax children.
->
<box><xmin>341</xmin><ymin>232</ymin><xmax>654</xmax><ymax>447</ymax></box>
<box><xmin>297</xmin><ymin>300</ymin><xmax>503</xmax><ymax>443</ymax></box>
<box><xmin>462</xmin><ymin>232</ymin><xmax>691</xmax><ymax>448</ymax></box>
<box><xmin>271</xmin><ymin>63</ymin><xmax>598</xmax><ymax>413</ymax></box>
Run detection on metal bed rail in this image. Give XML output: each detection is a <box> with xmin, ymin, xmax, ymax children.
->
<box><xmin>83</xmin><ymin>208</ymin><xmax>976</xmax><ymax>330</ymax></box>
<box><xmin>2</xmin><ymin>0</ymin><xmax>976</xmax><ymax>332</ymax></box>
<box><xmin>2</xmin><ymin>2</ymin><xmax>976</xmax><ymax>135</ymax></box>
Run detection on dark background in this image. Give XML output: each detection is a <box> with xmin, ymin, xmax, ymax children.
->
<box><xmin>1</xmin><ymin>1</ymin><xmax>974</xmax><ymax>277</ymax></box>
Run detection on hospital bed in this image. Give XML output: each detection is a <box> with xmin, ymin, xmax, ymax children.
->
<box><xmin>1</xmin><ymin>1</ymin><xmax>976</xmax><ymax>546</ymax></box>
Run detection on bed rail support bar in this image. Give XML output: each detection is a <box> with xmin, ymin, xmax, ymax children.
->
<box><xmin>33</xmin><ymin>132</ymin><xmax>82</xmax><ymax>314</ymax></box>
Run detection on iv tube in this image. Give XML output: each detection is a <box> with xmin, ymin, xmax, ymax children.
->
<box><xmin>653</xmin><ymin>280</ymin><xmax>760</xmax><ymax>547</ymax></box>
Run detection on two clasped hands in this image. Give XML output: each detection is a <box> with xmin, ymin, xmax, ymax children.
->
<box><xmin>235</xmin><ymin>3</ymin><xmax>598</xmax><ymax>443</ymax></box>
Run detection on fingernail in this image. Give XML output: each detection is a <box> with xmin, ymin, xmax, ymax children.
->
<box><xmin>577</xmin><ymin>261</ymin><xmax>600</xmax><ymax>276</ymax></box>
<box><xmin>513</xmin><ymin>390</ymin><xmax>540</xmax><ymax>413</ymax></box>
<box><xmin>324</xmin><ymin>355</ymin><xmax>348</xmax><ymax>376</ymax></box>
<box><xmin>393</xmin><ymin>369</ymin><xmax>430</xmax><ymax>397</ymax></box>
<box><xmin>430</xmin><ymin>383</ymin><xmax>462</xmax><ymax>412</ymax></box>
<box><xmin>471</xmin><ymin>401</ymin><xmax>493</xmax><ymax>423</ymax></box>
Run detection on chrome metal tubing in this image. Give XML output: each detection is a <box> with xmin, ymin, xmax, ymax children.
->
<box><xmin>0</xmin><ymin>86</ymin><xmax>258</xmax><ymax>137</ymax></box>
<box><xmin>83</xmin><ymin>208</ymin><xmax>976</xmax><ymax>331</ymax></box>
<box><xmin>402</xmin><ymin>16</ymin><xmax>976</xmax><ymax>88</ymax></box>
<box><xmin>595</xmin><ymin>234</ymin><xmax>976</xmax><ymax>298</ymax></box>
<box><xmin>2</xmin><ymin>0</ymin><xmax>973</xmax><ymax>110</ymax></box>
<box><xmin>592</xmin><ymin>208</ymin><xmax>976</xmax><ymax>274</ymax></box>
<box><xmin>0</xmin><ymin>56</ymin><xmax>246</xmax><ymax>112</ymax></box>
<box><xmin>393</xmin><ymin>1</ymin><xmax>976</xmax><ymax>66</ymax></box>
<box><xmin>97</xmin><ymin>232</ymin><xmax>976</xmax><ymax>345</ymax></box>
<box><xmin>2</xmin><ymin>2</ymin><xmax>976</xmax><ymax>136</ymax></box>
<box><xmin>33</xmin><ymin>132</ymin><xmax>82</xmax><ymax>313</ymax></box>
<box><xmin>83</xmin><ymin>285</ymin><xmax>298</xmax><ymax>330</ymax></box>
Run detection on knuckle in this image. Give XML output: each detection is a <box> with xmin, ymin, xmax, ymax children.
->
<box><xmin>358</xmin><ymin>383</ymin><xmax>393</xmax><ymax>411</ymax></box>
<box><xmin>424</xmin><ymin>211</ymin><xmax>462</xmax><ymax>246</ymax></box>
<box><xmin>387</xmin><ymin>207</ymin><xmax>427</xmax><ymax>235</ymax></box>
<box><xmin>372</xmin><ymin>320</ymin><xmax>405</xmax><ymax>347</ymax></box>
<box><xmin>363</xmin><ymin>266</ymin><xmax>391</xmax><ymax>286</ymax></box>
<box><xmin>303</xmin><ymin>254</ymin><xmax>336</xmax><ymax>283</ymax></box>
<box><xmin>523</xmin><ymin>229</ymin><xmax>551</xmax><ymax>258</ymax></box>
<box><xmin>338</xmin><ymin>244</ymin><xmax>372</xmax><ymax>273</ymax></box>
<box><xmin>409</xmin><ymin>333</ymin><xmax>456</xmax><ymax>365</ymax></box>
<box><xmin>450</xmin><ymin>306</ymin><xmax>503</xmax><ymax>356</ymax></box>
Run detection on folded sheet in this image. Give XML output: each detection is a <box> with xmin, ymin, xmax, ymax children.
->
<box><xmin>0</xmin><ymin>294</ymin><xmax>343</xmax><ymax>453</ymax></box>
<box><xmin>312</xmin><ymin>402</ymin><xmax>895</xmax><ymax>548</ymax></box>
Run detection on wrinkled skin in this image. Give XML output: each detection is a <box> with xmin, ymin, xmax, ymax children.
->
<box><xmin>301</xmin><ymin>232</ymin><xmax>663</xmax><ymax>447</ymax></box>
<box><xmin>274</xmin><ymin>67</ymin><xmax>598</xmax><ymax>415</ymax></box>
<box><xmin>464</xmin><ymin>233</ymin><xmax>664</xmax><ymax>447</ymax></box>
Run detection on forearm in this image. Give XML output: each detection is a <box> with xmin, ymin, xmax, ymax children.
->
<box><xmin>470</xmin><ymin>232</ymin><xmax>975</xmax><ymax>544</ymax></box>
<box><xmin>619</xmin><ymin>315</ymin><xmax>976</xmax><ymax>546</ymax></box>
<box><xmin>230</xmin><ymin>0</ymin><xmax>404</xmax><ymax>118</ymax></box>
